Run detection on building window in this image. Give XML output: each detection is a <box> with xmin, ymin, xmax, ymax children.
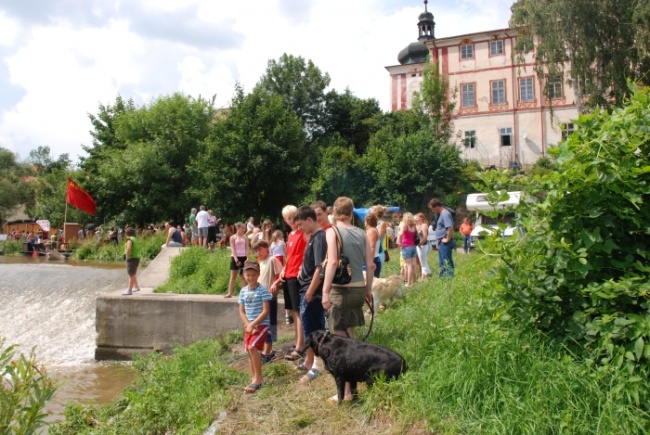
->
<box><xmin>460</xmin><ymin>43</ymin><xmax>474</xmax><ymax>60</ymax></box>
<box><xmin>519</xmin><ymin>77</ymin><xmax>534</xmax><ymax>102</ymax></box>
<box><xmin>515</xmin><ymin>35</ymin><xmax>533</xmax><ymax>53</ymax></box>
<box><xmin>491</xmin><ymin>80</ymin><xmax>506</xmax><ymax>104</ymax></box>
<box><xmin>547</xmin><ymin>75</ymin><xmax>563</xmax><ymax>99</ymax></box>
<box><xmin>500</xmin><ymin>127</ymin><xmax>513</xmax><ymax>146</ymax></box>
<box><xmin>490</xmin><ymin>40</ymin><xmax>504</xmax><ymax>56</ymax></box>
<box><xmin>464</xmin><ymin>131</ymin><xmax>476</xmax><ymax>148</ymax></box>
<box><xmin>461</xmin><ymin>83</ymin><xmax>475</xmax><ymax>108</ymax></box>
<box><xmin>561</xmin><ymin>122</ymin><xmax>575</xmax><ymax>140</ymax></box>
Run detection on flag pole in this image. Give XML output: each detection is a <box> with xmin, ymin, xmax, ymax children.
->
<box><xmin>63</xmin><ymin>197</ymin><xmax>68</xmax><ymax>245</ymax></box>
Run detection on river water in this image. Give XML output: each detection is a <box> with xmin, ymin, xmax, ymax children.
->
<box><xmin>0</xmin><ymin>256</ymin><xmax>137</xmax><ymax>426</ymax></box>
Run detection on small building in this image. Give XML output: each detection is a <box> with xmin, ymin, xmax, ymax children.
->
<box><xmin>386</xmin><ymin>1</ymin><xmax>579</xmax><ymax>168</ymax></box>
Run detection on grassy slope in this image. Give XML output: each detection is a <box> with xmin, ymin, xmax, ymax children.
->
<box><xmin>50</xmin><ymin>249</ymin><xmax>649</xmax><ymax>434</ymax></box>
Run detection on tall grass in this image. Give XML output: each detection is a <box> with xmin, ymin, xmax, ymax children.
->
<box><xmin>156</xmin><ymin>247</ymin><xmax>236</xmax><ymax>295</ymax></box>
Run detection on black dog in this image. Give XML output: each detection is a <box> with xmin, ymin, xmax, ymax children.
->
<box><xmin>301</xmin><ymin>330</ymin><xmax>408</xmax><ymax>404</ymax></box>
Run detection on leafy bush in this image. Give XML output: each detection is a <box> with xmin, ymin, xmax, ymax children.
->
<box><xmin>1</xmin><ymin>240</ymin><xmax>23</xmax><ymax>255</ymax></box>
<box><xmin>480</xmin><ymin>85</ymin><xmax>650</xmax><ymax>404</ymax></box>
<box><xmin>70</xmin><ymin>233</ymin><xmax>164</xmax><ymax>264</ymax></box>
<box><xmin>0</xmin><ymin>340</ymin><xmax>57</xmax><ymax>434</ymax></box>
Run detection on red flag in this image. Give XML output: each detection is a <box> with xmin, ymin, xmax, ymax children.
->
<box><xmin>66</xmin><ymin>178</ymin><xmax>96</xmax><ymax>215</ymax></box>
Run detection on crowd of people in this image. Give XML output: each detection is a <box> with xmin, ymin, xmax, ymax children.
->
<box><xmin>111</xmin><ymin>196</ymin><xmax>467</xmax><ymax>397</ymax></box>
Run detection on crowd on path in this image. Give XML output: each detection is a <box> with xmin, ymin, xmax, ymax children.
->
<box><xmin>115</xmin><ymin>195</ymin><xmax>469</xmax><ymax>398</ymax></box>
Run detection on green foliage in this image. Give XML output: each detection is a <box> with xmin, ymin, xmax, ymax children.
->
<box><xmin>49</xmin><ymin>339</ymin><xmax>242</xmax><ymax>435</ymax></box>
<box><xmin>257</xmin><ymin>53</ymin><xmax>331</xmax><ymax>136</ymax></box>
<box><xmin>0</xmin><ymin>147</ymin><xmax>35</xmax><ymax>228</ymax></box>
<box><xmin>70</xmin><ymin>233</ymin><xmax>164</xmax><ymax>263</ymax></box>
<box><xmin>1</xmin><ymin>240</ymin><xmax>23</xmax><ymax>255</ymax></box>
<box><xmin>481</xmin><ymin>86</ymin><xmax>650</xmax><ymax>403</ymax></box>
<box><xmin>0</xmin><ymin>339</ymin><xmax>57</xmax><ymax>434</ymax></box>
<box><xmin>510</xmin><ymin>0</ymin><xmax>650</xmax><ymax>109</ymax></box>
<box><xmin>362</xmin><ymin>118</ymin><xmax>465</xmax><ymax>211</ymax></box>
<box><xmin>82</xmin><ymin>93</ymin><xmax>214</xmax><ymax>226</ymax></box>
<box><xmin>411</xmin><ymin>59</ymin><xmax>456</xmax><ymax>142</ymax></box>
<box><xmin>193</xmin><ymin>85</ymin><xmax>308</xmax><ymax>220</ymax></box>
<box><xmin>157</xmin><ymin>247</ymin><xmax>234</xmax><ymax>295</ymax></box>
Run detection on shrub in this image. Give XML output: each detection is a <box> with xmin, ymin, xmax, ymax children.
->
<box><xmin>0</xmin><ymin>340</ymin><xmax>57</xmax><ymax>434</ymax></box>
<box><xmin>480</xmin><ymin>85</ymin><xmax>650</xmax><ymax>404</ymax></box>
<box><xmin>158</xmin><ymin>247</ymin><xmax>233</xmax><ymax>294</ymax></box>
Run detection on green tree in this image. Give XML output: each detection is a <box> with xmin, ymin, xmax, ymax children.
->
<box><xmin>412</xmin><ymin>59</ymin><xmax>456</xmax><ymax>142</ymax></box>
<box><xmin>321</xmin><ymin>90</ymin><xmax>382</xmax><ymax>155</ymax></box>
<box><xmin>84</xmin><ymin>93</ymin><xmax>214</xmax><ymax>226</ymax></box>
<box><xmin>510</xmin><ymin>0</ymin><xmax>650</xmax><ymax>109</ymax></box>
<box><xmin>193</xmin><ymin>85</ymin><xmax>308</xmax><ymax>220</ymax></box>
<box><xmin>257</xmin><ymin>54</ymin><xmax>331</xmax><ymax>137</ymax></box>
<box><xmin>362</xmin><ymin>110</ymin><xmax>465</xmax><ymax>211</ymax></box>
<box><xmin>0</xmin><ymin>148</ymin><xmax>35</xmax><ymax>228</ymax></box>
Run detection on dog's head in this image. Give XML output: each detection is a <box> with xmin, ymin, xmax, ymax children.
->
<box><xmin>299</xmin><ymin>330</ymin><xmax>329</xmax><ymax>357</ymax></box>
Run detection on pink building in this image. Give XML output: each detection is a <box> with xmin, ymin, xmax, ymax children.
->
<box><xmin>386</xmin><ymin>1</ymin><xmax>579</xmax><ymax>168</ymax></box>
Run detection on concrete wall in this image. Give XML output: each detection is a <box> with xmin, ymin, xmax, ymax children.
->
<box><xmin>95</xmin><ymin>247</ymin><xmax>249</xmax><ymax>361</ymax></box>
<box><xmin>95</xmin><ymin>292</ymin><xmax>242</xmax><ymax>360</ymax></box>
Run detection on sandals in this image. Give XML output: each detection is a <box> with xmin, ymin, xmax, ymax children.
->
<box><xmin>244</xmin><ymin>383</ymin><xmax>263</xmax><ymax>394</ymax></box>
<box><xmin>300</xmin><ymin>369</ymin><xmax>321</xmax><ymax>382</ymax></box>
<box><xmin>328</xmin><ymin>394</ymin><xmax>353</xmax><ymax>403</ymax></box>
<box><xmin>285</xmin><ymin>350</ymin><xmax>301</xmax><ymax>361</ymax></box>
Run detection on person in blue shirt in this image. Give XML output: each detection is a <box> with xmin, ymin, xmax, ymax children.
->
<box><xmin>428</xmin><ymin>198</ymin><xmax>455</xmax><ymax>278</ymax></box>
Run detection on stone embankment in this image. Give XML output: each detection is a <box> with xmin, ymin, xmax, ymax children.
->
<box><xmin>95</xmin><ymin>248</ymin><xmax>243</xmax><ymax>360</ymax></box>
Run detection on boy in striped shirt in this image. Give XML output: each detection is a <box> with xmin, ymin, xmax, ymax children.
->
<box><xmin>238</xmin><ymin>260</ymin><xmax>272</xmax><ymax>393</ymax></box>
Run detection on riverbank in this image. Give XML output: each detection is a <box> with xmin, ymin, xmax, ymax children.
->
<box><xmin>50</xmin><ymin>252</ymin><xmax>647</xmax><ymax>434</ymax></box>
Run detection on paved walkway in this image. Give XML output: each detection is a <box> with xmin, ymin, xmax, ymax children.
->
<box><xmin>135</xmin><ymin>247</ymin><xmax>183</xmax><ymax>292</ymax></box>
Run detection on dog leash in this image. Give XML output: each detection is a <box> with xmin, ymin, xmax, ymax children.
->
<box><xmin>327</xmin><ymin>298</ymin><xmax>374</xmax><ymax>342</ymax></box>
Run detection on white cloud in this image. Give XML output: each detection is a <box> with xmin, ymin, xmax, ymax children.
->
<box><xmin>0</xmin><ymin>0</ymin><xmax>514</xmax><ymax>161</ymax></box>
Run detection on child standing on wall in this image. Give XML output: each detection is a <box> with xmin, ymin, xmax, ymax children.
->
<box><xmin>238</xmin><ymin>260</ymin><xmax>272</xmax><ymax>393</ymax></box>
<box><xmin>122</xmin><ymin>227</ymin><xmax>141</xmax><ymax>295</ymax></box>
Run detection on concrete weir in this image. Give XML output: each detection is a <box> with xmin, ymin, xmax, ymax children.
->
<box><xmin>95</xmin><ymin>248</ymin><xmax>242</xmax><ymax>361</ymax></box>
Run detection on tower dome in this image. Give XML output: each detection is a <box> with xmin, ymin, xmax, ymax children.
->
<box><xmin>397</xmin><ymin>0</ymin><xmax>435</xmax><ymax>65</ymax></box>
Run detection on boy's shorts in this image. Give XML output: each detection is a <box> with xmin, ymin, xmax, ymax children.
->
<box><xmin>244</xmin><ymin>325</ymin><xmax>269</xmax><ymax>352</ymax></box>
<box><xmin>126</xmin><ymin>258</ymin><xmax>140</xmax><ymax>276</ymax></box>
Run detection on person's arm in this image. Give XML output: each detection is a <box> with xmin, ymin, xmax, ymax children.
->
<box><xmin>239</xmin><ymin>303</ymin><xmax>249</xmax><ymax>329</ymax></box>
<box><xmin>364</xmin><ymin>233</ymin><xmax>374</xmax><ymax>304</ymax></box>
<box><xmin>165</xmin><ymin>228</ymin><xmax>173</xmax><ymax>246</ymax></box>
<box><xmin>246</xmin><ymin>300</ymin><xmax>270</xmax><ymax>334</ymax></box>
<box><xmin>397</xmin><ymin>223</ymin><xmax>404</xmax><ymax>246</ymax></box>
<box><xmin>269</xmin><ymin>257</ymin><xmax>283</xmax><ymax>296</ymax></box>
<box><xmin>377</xmin><ymin>220</ymin><xmax>387</xmax><ymax>239</ymax></box>
<box><xmin>126</xmin><ymin>239</ymin><xmax>133</xmax><ymax>260</ymax></box>
<box><xmin>230</xmin><ymin>235</ymin><xmax>239</xmax><ymax>265</ymax></box>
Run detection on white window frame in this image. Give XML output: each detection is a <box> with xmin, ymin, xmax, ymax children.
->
<box><xmin>548</xmin><ymin>75</ymin><xmax>563</xmax><ymax>99</ymax></box>
<box><xmin>499</xmin><ymin>127</ymin><xmax>513</xmax><ymax>146</ymax></box>
<box><xmin>460</xmin><ymin>44</ymin><xmax>474</xmax><ymax>60</ymax></box>
<box><xmin>491</xmin><ymin>80</ymin><xmax>506</xmax><ymax>104</ymax></box>
<box><xmin>464</xmin><ymin>131</ymin><xmax>477</xmax><ymax>148</ymax></box>
<box><xmin>461</xmin><ymin>83</ymin><xmax>476</xmax><ymax>108</ymax></box>
<box><xmin>561</xmin><ymin>122</ymin><xmax>575</xmax><ymax>140</ymax></box>
<box><xmin>519</xmin><ymin>77</ymin><xmax>534</xmax><ymax>102</ymax></box>
<box><xmin>490</xmin><ymin>40</ymin><xmax>504</xmax><ymax>56</ymax></box>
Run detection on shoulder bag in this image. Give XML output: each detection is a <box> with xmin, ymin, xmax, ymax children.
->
<box><xmin>319</xmin><ymin>226</ymin><xmax>352</xmax><ymax>285</ymax></box>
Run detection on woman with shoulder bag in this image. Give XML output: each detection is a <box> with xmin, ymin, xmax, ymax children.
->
<box><xmin>322</xmin><ymin>196</ymin><xmax>374</xmax><ymax>402</ymax></box>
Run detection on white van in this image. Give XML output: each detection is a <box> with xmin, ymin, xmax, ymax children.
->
<box><xmin>466</xmin><ymin>191</ymin><xmax>523</xmax><ymax>245</ymax></box>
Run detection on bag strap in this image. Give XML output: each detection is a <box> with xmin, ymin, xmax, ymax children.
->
<box><xmin>331</xmin><ymin>225</ymin><xmax>344</xmax><ymax>260</ymax></box>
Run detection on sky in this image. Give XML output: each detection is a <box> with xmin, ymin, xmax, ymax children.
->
<box><xmin>0</xmin><ymin>0</ymin><xmax>514</xmax><ymax>163</ymax></box>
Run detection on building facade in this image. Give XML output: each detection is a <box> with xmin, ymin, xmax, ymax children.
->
<box><xmin>386</xmin><ymin>2</ymin><xmax>579</xmax><ymax>168</ymax></box>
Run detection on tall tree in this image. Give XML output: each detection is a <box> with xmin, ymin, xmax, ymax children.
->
<box><xmin>510</xmin><ymin>0</ymin><xmax>650</xmax><ymax>109</ymax></box>
<box><xmin>192</xmin><ymin>85</ymin><xmax>308</xmax><ymax>220</ymax></box>
<box><xmin>257</xmin><ymin>54</ymin><xmax>331</xmax><ymax>137</ymax></box>
<box><xmin>83</xmin><ymin>93</ymin><xmax>215</xmax><ymax>226</ymax></box>
<box><xmin>0</xmin><ymin>148</ymin><xmax>35</xmax><ymax>228</ymax></box>
<box><xmin>411</xmin><ymin>59</ymin><xmax>456</xmax><ymax>142</ymax></box>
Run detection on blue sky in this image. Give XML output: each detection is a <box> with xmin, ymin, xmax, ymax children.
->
<box><xmin>0</xmin><ymin>0</ymin><xmax>514</xmax><ymax>162</ymax></box>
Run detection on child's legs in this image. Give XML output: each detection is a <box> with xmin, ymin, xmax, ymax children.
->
<box><xmin>227</xmin><ymin>270</ymin><xmax>238</xmax><ymax>295</ymax></box>
<box><xmin>248</xmin><ymin>347</ymin><xmax>263</xmax><ymax>384</ymax></box>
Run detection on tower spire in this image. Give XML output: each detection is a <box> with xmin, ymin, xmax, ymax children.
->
<box><xmin>418</xmin><ymin>0</ymin><xmax>435</xmax><ymax>41</ymax></box>
<box><xmin>424</xmin><ymin>0</ymin><xmax>428</xmax><ymax>13</ymax></box>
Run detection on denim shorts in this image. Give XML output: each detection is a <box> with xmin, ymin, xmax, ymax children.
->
<box><xmin>401</xmin><ymin>246</ymin><xmax>417</xmax><ymax>259</ymax></box>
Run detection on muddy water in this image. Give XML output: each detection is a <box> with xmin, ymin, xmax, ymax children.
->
<box><xmin>0</xmin><ymin>256</ymin><xmax>137</xmax><ymax>426</ymax></box>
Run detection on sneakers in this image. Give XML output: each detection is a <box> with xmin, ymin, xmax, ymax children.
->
<box><xmin>122</xmin><ymin>289</ymin><xmax>132</xmax><ymax>295</ymax></box>
<box><xmin>261</xmin><ymin>351</ymin><xmax>276</xmax><ymax>364</ymax></box>
<box><xmin>133</xmin><ymin>288</ymin><xmax>140</xmax><ymax>292</ymax></box>
<box><xmin>285</xmin><ymin>315</ymin><xmax>294</xmax><ymax>325</ymax></box>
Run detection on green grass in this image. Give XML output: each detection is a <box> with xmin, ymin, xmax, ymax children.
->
<box><xmin>69</xmin><ymin>233</ymin><xmax>165</xmax><ymax>265</ymax></box>
<box><xmin>49</xmin><ymin>250</ymin><xmax>650</xmax><ymax>434</ymax></box>
<box><xmin>155</xmin><ymin>247</ymin><xmax>236</xmax><ymax>295</ymax></box>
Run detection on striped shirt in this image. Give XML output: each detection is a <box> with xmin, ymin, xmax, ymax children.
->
<box><xmin>238</xmin><ymin>283</ymin><xmax>272</xmax><ymax>325</ymax></box>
